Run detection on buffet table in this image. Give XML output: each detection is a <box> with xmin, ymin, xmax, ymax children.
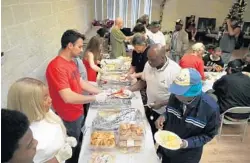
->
<box><xmin>78</xmin><ymin>91</ymin><xmax>160</xmax><ymax>163</ymax></box>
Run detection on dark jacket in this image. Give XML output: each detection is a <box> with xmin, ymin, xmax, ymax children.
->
<box><xmin>159</xmin><ymin>93</ymin><xmax>220</xmax><ymax>160</ymax></box>
<box><xmin>213</xmin><ymin>72</ymin><xmax>250</xmax><ymax>119</ymax></box>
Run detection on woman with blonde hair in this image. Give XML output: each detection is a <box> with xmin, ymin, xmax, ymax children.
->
<box><xmin>7</xmin><ymin>77</ymin><xmax>77</xmax><ymax>163</ymax></box>
<box><xmin>83</xmin><ymin>36</ymin><xmax>104</xmax><ymax>82</ymax></box>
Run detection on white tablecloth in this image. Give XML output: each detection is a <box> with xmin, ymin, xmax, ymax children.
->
<box><xmin>202</xmin><ymin>72</ymin><xmax>226</xmax><ymax>92</ymax></box>
<box><xmin>78</xmin><ymin>91</ymin><xmax>160</xmax><ymax>163</ymax></box>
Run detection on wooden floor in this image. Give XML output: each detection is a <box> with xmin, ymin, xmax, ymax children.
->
<box><xmin>201</xmin><ymin>124</ymin><xmax>250</xmax><ymax>163</ymax></box>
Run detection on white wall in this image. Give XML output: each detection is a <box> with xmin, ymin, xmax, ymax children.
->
<box><xmin>1</xmin><ymin>0</ymin><xmax>95</xmax><ymax>107</ymax></box>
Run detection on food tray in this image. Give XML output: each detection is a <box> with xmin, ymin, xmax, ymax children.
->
<box><xmin>90</xmin><ymin>152</ymin><xmax>115</xmax><ymax>163</ymax></box>
<box><xmin>99</xmin><ymin>73</ymin><xmax>131</xmax><ymax>86</ymax></box>
<box><xmin>92</xmin><ymin>108</ymin><xmax>143</xmax><ymax>130</ymax></box>
<box><xmin>90</xmin><ymin>98</ymin><xmax>131</xmax><ymax>108</ymax></box>
<box><xmin>89</xmin><ymin>130</ymin><xmax>117</xmax><ymax>150</ymax></box>
<box><xmin>117</xmin><ymin>122</ymin><xmax>145</xmax><ymax>153</ymax></box>
<box><xmin>100</xmin><ymin>58</ymin><xmax>131</xmax><ymax>72</ymax></box>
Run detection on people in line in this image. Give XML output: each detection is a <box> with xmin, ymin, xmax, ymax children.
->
<box><xmin>219</xmin><ymin>17</ymin><xmax>241</xmax><ymax>64</ymax></box>
<box><xmin>203</xmin><ymin>47</ymin><xmax>224</xmax><ymax>72</ymax></box>
<box><xmin>46</xmin><ymin>29</ymin><xmax>107</xmax><ymax>143</ymax></box>
<box><xmin>179</xmin><ymin>43</ymin><xmax>206</xmax><ymax>80</ymax></box>
<box><xmin>128</xmin><ymin>44</ymin><xmax>181</xmax><ymax>137</ymax></box>
<box><xmin>150</xmin><ymin>21</ymin><xmax>166</xmax><ymax>47</ymax></box>
<box><xmin>82</xmin><ymin>36</ymin><xmax>104</xmax><ymax>82</ymax></box>
<box><xmin>155</xmin><ymin>68</ymin><xmax>220</xmax><ymax>163</ymax></box>
<box><xmin>127</xmin><ymin>34</ymin><xmax>151</xmax><ymax>104</ymax></box>
<box><xmin>110</xmin><ymin>17</ymin><xmax>133</xmax><ymax>58</ymax></box>
<box><xmin>136</xmin><ymin>14</ymin><xmax>153</xmax><ymax>39</ymax></box>
<box><xmin>213</xmin><ymin>59</ymin><xmax>250</xmax><ymax>120</ymax></box>
<box><xmin>2</xmin><ymin>109</ymin><xmax>38</xmax><ymax>163</ymax></box>
<box><xmin>7</xmin><ymin>77</ymin><xmax>76</xmax><ymax>163</ymax></box>
<box><xmin>132</xmin><ymin>23</ymin><xmax>154</xmax><ymax>45</ymax></box>
<box><xmin>169</xmin><ymin>19</ymin><xmax>189</xmax><ymax>62</ymax></box>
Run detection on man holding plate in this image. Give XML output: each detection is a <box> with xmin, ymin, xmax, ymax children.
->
<box><xmin>155</xmin><ymin>68</ymin><xmax>220</xmax><ymax>163</ymax></box>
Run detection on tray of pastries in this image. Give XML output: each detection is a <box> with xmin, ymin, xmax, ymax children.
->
<box><xmin>118</xmin><ymin>123</ymin><xmax>145</xmax><ymax>153</ymax></box>
<box><xmin>90</xmin><ymin>131</ymin><xmax>116</xmax><ymax>149</ymax></box>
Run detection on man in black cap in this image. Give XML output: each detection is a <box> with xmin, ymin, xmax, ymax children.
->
<box><xmin>169</xmin><ymin>19</ymin><xmax>189</xmax><ymax>63</ymax></box>
<box><xmin>213</xmin><ymin>59</ymin><xmax>250</xmax><ymax>120</ymax></box>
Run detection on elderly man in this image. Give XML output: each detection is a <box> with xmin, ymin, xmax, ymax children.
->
<box><xmin>169</xmin><ymin>19</ymin><xmax>189</xmax><ymax>62</ymax></box>
<box><xmin>127</xmin><ymin>34</ymin><xmax>151</xmax><ymax>104</ymax></box>
<box><xmin>110</xmin><ymin>17</ymin><xmax>132</xmax><ymax>58</ymax></box>
<box><xmin>179</xmin><ymin>43</ymin><xmax>206</xmax><ymax>80</ymax></box>
<box><xmin>213</xmin><ymin>59</ymin><xmax>250</xmax><ymax>120</ymax></box>
<box><xmin>2</xmin><ymin>109</ymin><xmax>38</xmax><ymax>163</ymax></box>
<box><xmin>129</xmin><ymin>44</ymin><xmax>181</xmax><ymax>136</ymax></box>
<box><xmin>155</xmin><ymin>68</ymin><xmax>220</xmax><ymax>163</ymax></box>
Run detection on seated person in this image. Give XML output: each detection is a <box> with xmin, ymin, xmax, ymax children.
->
<box><xmin>179</xmin><ymin>43</ymin><xmax>206</xmax><ymax>80</ymax></box>
<box><xmin>83</xmin><ymin>36</ymin><xmax>104</xmax><ymax>82</ymax></box>
<box><xmin>213</xmin><ymin>59</ymin><xmax>250</xmax><ymax>120</ymax></box>
<box><xmin>133</xmin><ymin>23</ymin><xmax>154</xmax><ymax>45</ymax></box>
<box><xmin>7</xmin><ymin>77</ymin><xmax>76</xmax><ymax>163</ymax></box>
<box><xmin>203</xmin><ymin>47</ymin><xmax>224</xmax><ymax>72</ymax></box>
<box><xmin>150</xmin><ymin>21</ymin><xmax>166</xmax><ymax>47</ymax></box>
<box><xmin>242</xmin><ymin>53</ymin><xmax>250</xmax><ymax>73</ymax></box>
<box><xmin>2</xmin><ymin>109</ymin><xmax>38</xmax><ymax>163</ymax></box>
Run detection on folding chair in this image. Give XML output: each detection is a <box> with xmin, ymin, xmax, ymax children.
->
<box><xmin>218</xmin><ymin>107</ymin><xmax>250</xmax><ymax>142</ymax></box>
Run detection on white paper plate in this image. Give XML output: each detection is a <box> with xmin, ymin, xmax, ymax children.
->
<box><xmin>154</xmin><ymin>130</ymin><xmax>182</xmax><ymax>150</ymax></box>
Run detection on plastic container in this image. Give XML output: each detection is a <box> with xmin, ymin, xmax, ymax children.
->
<box><xmin>90</xmin><ymin>152</ymin><xmax>115</xmax><ymax>163</ymax></box>
<box><xmin>89</xmin><ymin>130</ymin><xmax>117</xmax><ymax>150</ymax></box>
<box><xmin>117</xmin><ymin>122</ymin><xmax>145</xmax><ymax>153</ymax></box>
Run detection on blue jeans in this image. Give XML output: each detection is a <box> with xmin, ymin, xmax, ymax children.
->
<box><xmin>63</xmin><ymin>115</ymin><xmax>85</xmax><ymax>142</ymax></box>
<box><xmin>169</xmin><ymin>51</ymin><xmax>181</xmax><ymax>63</ymax></box>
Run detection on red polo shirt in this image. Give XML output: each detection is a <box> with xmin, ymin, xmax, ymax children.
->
<box><xmin>179</xmin><ymin>54</ymin><xmax>205</xmax><ymax>80</ymax></box>
<box><xmin>46</xmin><ymin>56</ymin><xmax>83</xmax><ymax>122</ymax></box>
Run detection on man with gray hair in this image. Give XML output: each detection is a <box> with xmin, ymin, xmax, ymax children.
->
<box><xmin>128</xmin><ymin>44</ymin><xmax>181</xmax><ymax>137</ymax></box>
<box><xmin>127</xmin><ymin>33</ymin><xmax>151</xmax><ymax>104</ymax></box>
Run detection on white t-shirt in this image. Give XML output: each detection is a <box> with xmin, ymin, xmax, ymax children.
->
<box><xmin>30</xmin><ymin>111</ymin><xmax>66</xmax><ymax>163</ymax></box>
<box><xmin>142</xmin><ymin>59</ymin><xmax>181</xmax><ymax>114</ymax></box>
<box><xmin>146</xmin><ymin>28</ymin><xmax>153</xmax><ymax>40</ymax></box>
<box><xmin>151</xmin><ymin>31</ymin><xmax>166</xmax><ymax>46</ymax></box>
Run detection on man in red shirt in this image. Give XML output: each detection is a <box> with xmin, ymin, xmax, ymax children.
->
<box><xmin>179</xmin><ymin>43</ymin><xmax>206</xmax><ymax>80</ymax></box>
<box><xmin>46</xmin><ymin>30</ymin><xmax>107</xmax><ymax>143</ymax></box>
